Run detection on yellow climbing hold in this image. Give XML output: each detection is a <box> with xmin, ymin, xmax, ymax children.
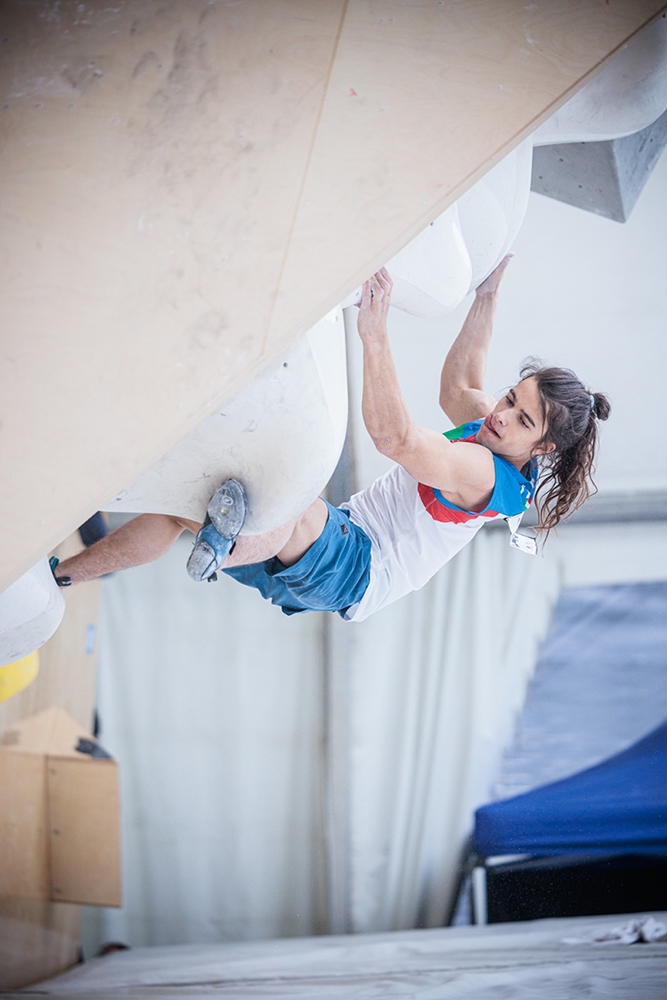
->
<box><xmin>0</xmin><ymin>651</ymin><xmax>39</xmax><ymax>703</ymax></box>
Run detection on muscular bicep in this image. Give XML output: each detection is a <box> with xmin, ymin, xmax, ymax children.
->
<box><xmin>440</xmin><ymin>386</ymin><xmax>497</xmax><ymax>428</ymax></box>
<box><xmin>391</xmin><ymin>427</ymin><xmax>496</xmax><ymax>507</ymax></box>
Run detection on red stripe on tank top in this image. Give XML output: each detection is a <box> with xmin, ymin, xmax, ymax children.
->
<box><xmin>417</xmin><ymin>482</ymin><xmax>498</xmax><ymax>524</ymax></box>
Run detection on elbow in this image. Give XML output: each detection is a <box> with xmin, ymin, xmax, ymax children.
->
<box><xmin>371</xmin><ymin>429</ymin><xmax>411</xmax><ymax>463</ymax></box>
<box><xmin>439</xmin><ymin>384</ymin><xmax>459</xmax><ymax>414</ymax></box>
<box><xmin>371</xmin><ymin>432</ymin><xmax>397</xmax><ymax>459</ymax></box>
<box><xmin>440</xmin><ymin>386</ymin><xmax>467</xmax><ymax>423</ymax></box>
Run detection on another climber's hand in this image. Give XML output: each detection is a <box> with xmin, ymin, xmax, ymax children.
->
<box><xmin>475</xmin><ymin>253</ymin><xmax>514</xmax><ymax>298</ymax></box>
<box><xmin>357</xmin><ymin>267</ymin><xmax>393</xmax><ymax>341</ymax></box>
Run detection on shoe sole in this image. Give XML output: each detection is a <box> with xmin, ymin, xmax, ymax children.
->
<box><xmin>207</xmin><ymin>478</ymin><xmax>247</xmax><ymax>538</ymax></box>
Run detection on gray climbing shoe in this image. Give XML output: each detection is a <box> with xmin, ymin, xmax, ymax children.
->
<box><xmin>186</xmin><ymin>479</ymin><xmax>247</xmax><ymax>583</ymax></box>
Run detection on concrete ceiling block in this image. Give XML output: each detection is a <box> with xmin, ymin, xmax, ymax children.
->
<box><xmin>530</xmin><ymin>107</ymin><xmax>667</xmax><ymax>222</ymax></box>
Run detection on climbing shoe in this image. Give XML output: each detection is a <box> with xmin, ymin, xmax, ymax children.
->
<box><xmin>186</xmin><ymin>479</ymin><xmax>247</xmax><ymax>583</ymax></box>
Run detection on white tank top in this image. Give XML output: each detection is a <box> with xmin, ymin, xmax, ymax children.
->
<box><xmin>340</xmin><ymin>422</ymin><xmax>536</xmax><ymax>622</ymax></box>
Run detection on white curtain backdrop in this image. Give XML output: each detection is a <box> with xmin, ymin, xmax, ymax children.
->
<box><xmin>336</xmin><ymin>527</ymin><xmax>559</xmax><ymax>933</ymax></box>
<box><xmin>83</xmin><ymin>543</ymin><xmax>328</xmax><ymax>950</ymax></box>
<box><xmin>82</xmin><ymin>513</ymin><xmax>560</xmax><ymax>954</ymax></box>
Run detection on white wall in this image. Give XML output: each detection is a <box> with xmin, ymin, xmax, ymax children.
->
<box><xmin>551</xmin><ymin>521</ymin><xmax>667</xmax><ymax>588</ymax></box>
<box><xmin>83</xmin><ymin>542</ymin><xmax>328</xmax><ymax>952</ymax></box>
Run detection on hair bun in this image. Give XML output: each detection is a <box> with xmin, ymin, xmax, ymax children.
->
<box><xmin>592</xmin><ymin>392</ymin><xmax>611</xmax><ymax>422</ymax></box>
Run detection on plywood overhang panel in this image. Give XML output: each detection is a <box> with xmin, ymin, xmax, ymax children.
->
<box><xmin>2</xmin><ymin>0</ymin><xmax>666</xmax><ymax>591</ymax></box>
<box><xmin>0</xmin><ymin>0</ymin><xmax>347</xmax><ymax>590</ymax></box>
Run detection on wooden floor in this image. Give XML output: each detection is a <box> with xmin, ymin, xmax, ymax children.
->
<box><xmin>3</xmin><ymin>913</ymin><xmax>666</xmax><ymax>998</ymax></box>
<box><xmin>2</xmin><ymin>0</ymin><xmax>666</xmax><ymax>592</ymax></box>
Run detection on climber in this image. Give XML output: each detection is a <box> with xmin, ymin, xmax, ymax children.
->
<box><xmin>52</xmin><ymin>257</ymin><xmax>610</xmax><ymax>622</ymax></box>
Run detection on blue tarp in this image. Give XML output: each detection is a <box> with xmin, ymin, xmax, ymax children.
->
<box><xmin>474</xmin><ymin>718</ymin><xmax>667</xmax><ymax>858</ymax></box>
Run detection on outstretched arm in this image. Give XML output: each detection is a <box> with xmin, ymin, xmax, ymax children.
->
<box><xmin>358</xmin><ymin>269</ymin><xmax>494</xmax><ymax>512</ymax></box>
<box><xmin>439</xmin><ymin>254</ymin><xmax>513</xmax><ymax>427</ymax></box>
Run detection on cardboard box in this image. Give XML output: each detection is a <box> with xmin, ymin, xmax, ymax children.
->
<box><xmin>0</xmin><ymin>707</ymin><xmax>121</xmax><ymax>906</ymax></box>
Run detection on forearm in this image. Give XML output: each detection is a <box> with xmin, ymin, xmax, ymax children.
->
<box><xmin>357</xmin><ymin>266</ymin><xmax>422</xmax><ymax>459</ymax></box>
<box><xmin>440</xmin><ymin>289</ymin><xmax>498</xmax><ymax>402</ymax></box>
<box><xmin>54</xmin><ymin>514</ymin><xmax>189</xmax><ymax>584</ymax></box>
<box><xmin>439</xmin><ymin>252</ymin><xmax>514</xmax><ymax>411</ymax></box>
<box><xmin>361</xmin><ymin>333</ymin><xmax>414</xmax><ymax>455</ymax></box>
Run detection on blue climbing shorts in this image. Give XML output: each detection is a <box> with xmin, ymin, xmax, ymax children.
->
<box><xmin>222</xmin><ymin>501</ymin><xmax>372</xmax><ymax>616</ymax></box>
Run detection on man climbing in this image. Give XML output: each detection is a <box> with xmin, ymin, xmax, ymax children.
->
<box><xmin>53</xmin><ymin>257</ymin><xmax>610</xmax><ymax>621</ymax></box>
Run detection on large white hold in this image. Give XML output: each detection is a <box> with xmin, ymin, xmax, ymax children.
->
<box><xmin>533</xmin><ymin>14</ymin><xmax>667</xmax><ymax>144</ymax></box>
<box><xmin>0</xmin><ymin>558</ymin><xmax>65</xmax><ymax>668</ymax></box>
<box><xmin>104</xmin><ymin>308</ymin><xmax>348</xmax><ymax>535</ymax></box>
<box><xmin>341</xmin><ymin>137</ymin><xmax>533</xmax><ymax>318</ymax></box>
<box><xmin>0</xmin><ymin>313</ymin><xmax>347</xmax><ymax>663</ymax></box>
<box><xmin>455</xmin><ymin>138</ymin><xmax>533</xmax><ymax>292</ymax></box>
<box><xmin>383</xmin><ymin>204</ymin><xmax>472</xmax><ymax>318</ymax></box>
<box><xmin>390</xmin><ymin>138</ymin><xmax>534</xmax><ymax>315</ymax></box>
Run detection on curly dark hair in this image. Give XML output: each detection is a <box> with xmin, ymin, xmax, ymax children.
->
<box><xmin>519</xmin><ymin>360</ymin><xmax>611</xmax><ymax>535</ymax></box>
